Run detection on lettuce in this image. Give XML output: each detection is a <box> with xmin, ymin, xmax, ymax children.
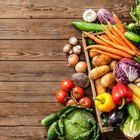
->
<box><xmin>113</xmin><ymin>58</ymin><xmax>140</xmax><ymax>84</ymax></box>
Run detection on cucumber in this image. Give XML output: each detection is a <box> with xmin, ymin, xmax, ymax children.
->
<box><xmin>127</xmin><ymin>102</ymin><xmax>140</xmax><ymax>120</ymax></box>
<box><xmin>124</xmin><ymin>31</ymin><xmax>140</xmax><ymax>43</ymax></box>
<box><xmin>47</xmin><ymin>121</ymin><xmax>58</xmax><ymax>140</ymax></box>
<box><xmin>72</xmin><ymin>21</ymin><xmax>104</xmax><ymax>32</ymax></box>
<box><xmin>41</xmin><ymin>113</ymin><xmax>58</xmax><ymax>126</ymax></box>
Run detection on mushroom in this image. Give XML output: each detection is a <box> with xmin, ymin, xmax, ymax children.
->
<box><xmin>69</xmin><ymin>37</ymin><xmax>78</xmax><ymax>45</ymax></box>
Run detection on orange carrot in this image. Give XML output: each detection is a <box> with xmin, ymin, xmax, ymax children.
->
<box><xmin>92</xmin><ymin>49</ymin><xmax>122</xmax><ymax>59</ymax></box>
<box><xmin>113</xmin><ymin>13</ymin><xmax>125</xmax><ymax>33</ymax></box>
<box><xmin>107</xmin><ymin>21</ymin><xmax>129</xmax><ymax>48</ymax></box>
<box><xmin>83</xmin><ymin>31</ymin><xmax>112</xmax><ymax>47</ymax></box>
<box><xmin>85</xmin><ymin>45</ymin><xmax>132</xmax><ymax>58</ymax></box>
<box><xmin>113</xmin><ymin>26</ymin><xmax>139</xmax><ymax>52</ymax></box>
<box><xmin>97</xmin><ymin>35</ymin><xmax>136</xmax><ymax>56</ymax></box>
<box><xmin>100</xmin><ymin>34</ymin><xmax>110</xmax><ymax>40</ymax></box>
<box><xmin>101</xmin><ymin>24</ymin><xmax>119</xmax><ymax>44</ymax></box>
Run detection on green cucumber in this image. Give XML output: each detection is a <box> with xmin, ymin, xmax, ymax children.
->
<box><xmin>127</xmin><ymin>102</ymin><xmax>140</xmax><ymax>120</ymax></box>
<box><xmin>41</xmin><ymin>113</ymin><xmax>58</xmax><ymax>126</ymax></box>
<box><xmin>124</xmin><ymin>31</ymin><xmax>140</xmax><ymax>43</ymax></box>
<box><xmin>72</xmin><ymin>21</ymin><xmax>104</xmax><ymax>32</ymax></box>
<box><xmin>47</xmin><ymin>121</ymin><xmax>58</xmax><ymax>140</ymax></box>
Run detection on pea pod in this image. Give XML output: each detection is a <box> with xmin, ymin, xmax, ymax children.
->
<box><xmin>127</xmin><ymin>102</ymin><xmax>140</xmax><ymax>120</ymax></box>
<box><xmin>47</xmin><ymin>121</ymin><xmax>58</xmax><ymax>140</ymax></box>
<box><xmin>41</xmin><ymin>113</ymin><xmax>58</xmax><ymax>126</ymax></box>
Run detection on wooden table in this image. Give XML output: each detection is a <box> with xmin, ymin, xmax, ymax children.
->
<box><xmin>0</xmin><ymin>0</ymin><xmax>139</xmax><ymax>140</ymax></box>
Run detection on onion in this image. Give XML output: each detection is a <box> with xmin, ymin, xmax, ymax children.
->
<box><xmin>68</xmin><ymin>54</ymin><xmax>79</xmax><ymax>66</ymax></box>
<box><xmin>75</xmin><ymin>61</ymin><xmax>87</xmax><ymax>73</ymax></box>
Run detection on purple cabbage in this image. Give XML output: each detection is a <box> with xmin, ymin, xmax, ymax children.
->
<box><xmin>97</xmin><ymin>8</ymin><xmax>116</xmax><ymax>24</ymax></box>
<box><xmin>113</xmin><ymin>58</ymin><xmax>140</xmax><ymax>85</ymax></box>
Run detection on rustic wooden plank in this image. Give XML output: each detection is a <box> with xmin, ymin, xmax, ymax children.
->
<box><xmin>0</xmin><ymin>40</ymin><xmax>84</xmax><ymax>60</ymax></box>
<box><xmin>0</xmin><ymin>61</ymin><xmax>76</xmax><ymax>81</ymax></box>
<box><xmin>0</xmin><ymin>82</ymin><xmax>92</xmax><ymax>103</ymax></box>
<box><xmin>0</xmin><ymin>0</ymin><xmax>134</xmax><ymax>19</ymax></box>
<box><xmin>0</xmin><ymin>18</ymin><xmax>133</xmax><ymax>40</ymax></box>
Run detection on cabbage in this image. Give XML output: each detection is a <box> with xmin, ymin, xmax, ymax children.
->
<box><xmin>120</xmin><ymin>116</ymin><xmax>140</xmax><ymax>139</ymax></box>
<box><xmin>113</xmin><ymin>58</ymin><xmax>140</xmax><ymax>84</ymax></box>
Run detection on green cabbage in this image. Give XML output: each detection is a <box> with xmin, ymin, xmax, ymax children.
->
<box><xmin>120</xmin><ymin>116</ymin><xmax>140</xmax><ymax>139</ymax></box>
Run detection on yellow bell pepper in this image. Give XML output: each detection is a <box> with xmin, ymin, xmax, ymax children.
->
<box><xmin>94</xmin><ymin>92</ymin><xmax>116</xmax><ymax>112</ymax></box>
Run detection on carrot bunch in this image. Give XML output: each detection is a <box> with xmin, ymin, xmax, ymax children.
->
<box><xmin>84</xmin><ymin>13</ymin><xmax>140</xmax><ymax>59</ymax></box>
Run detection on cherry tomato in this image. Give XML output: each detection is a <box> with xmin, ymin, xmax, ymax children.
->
<box><xmin>66</xmin><ymin>98</ymin><xmax>77</xmax><ymax>106</ymax></box>
<box><xmin>56</xmin><ymin>90</ymin><xmax>68</xmax><ymax>103</ymax></box>
<box><xmin>79</xmin><ymin>96</ymin><xmax>92</xmax><ymax>108</ymax></box>
<box><xmin>72</xmin><ymin>86</ymin><xmax>84</xmax><ymax>99</ymax></box>
<box><xmin>61</xmin><ymin>79</ymin><xmax>74</xmax><ymax>91</ymax></box>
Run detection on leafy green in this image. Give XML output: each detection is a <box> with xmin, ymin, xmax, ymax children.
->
<box><xmin>120</xmin><ymin>116</ymin><xmax>140</xmax><ymax>139</ymax></box>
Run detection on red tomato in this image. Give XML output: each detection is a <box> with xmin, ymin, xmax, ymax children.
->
<box><xmin>61</xmin><ymin>79</ymin><xmax>74</xmax><ymax>91</ymax></box>
<box><xmin>66</xmin><ymin>98</ymin><xmax>77</xmax><ymax>106</ymax></box>
<box><xmin>72</xmin><ymin>86</ymin><xmax>84</xmax><ymax>99</ymax></box>
<box><xmin>79</xmin><ymin>97</ymin><xmax>92</xmax><ymax>108</ymax></box>
<box><xmin>56</xmin><ymin>90</ymin><xmax>68</xmax><ymax>103</ymax></box>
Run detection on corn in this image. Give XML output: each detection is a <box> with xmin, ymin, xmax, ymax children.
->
<box><xmin>128</xmin><ymin>83</ymin><xmax>140</xmax><ymax>98</ymax></box>
<box><xmin>132</xmin><ymin>94</ymin><xmax>140</xmax><ymax>110</ymax></box>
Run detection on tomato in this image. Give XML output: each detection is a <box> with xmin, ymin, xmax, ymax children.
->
<box><xmin>56</xmin><ymin>90</ymin><xmax>68</xmax><ymax>103</ymax></box>
<box><xmin>61</xmin><ymin>79</ymin><xmax>74</xmax><ymax>91</ymax></box>
<box><xmin>66</xmin><ymin>98</ymin><xmax>77</xmax><ymax>106</ymax></box>
<box><xmin>72</xmin><ymin>86</ymin><xmax>84</xmax><ymax>99</ymax></box>
<box><xmin>79</xmin><ymin>97</ymin><xmax>92</xmax><ymax>108</ymax></box>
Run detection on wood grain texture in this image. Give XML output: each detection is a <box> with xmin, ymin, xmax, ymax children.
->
<box><xmin>0</xmin><ymin>0</ymin><xmax>134</xmax><ymax>19</ymax></box>
<box><xmin>0</xmin><ymin>61</ymin><xmax>75</xmax><ymax>81</ymax></box>
<box><xmin>0</xmin><ymin>40</ymin><xmax>84</xmax><ymax>60</ymax></box>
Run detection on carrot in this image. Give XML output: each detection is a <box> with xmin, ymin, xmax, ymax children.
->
<box><xmin>113</xmin><ymin>13</ymin><xmax>125</xmax><ymax>33</ymax></box>
<box><xmin>101</xmin><ymin>24</ymin><xmax>118</xmax><ymax>44</ymax></box>
<box><xmin>100</xmin><ymin>34</ymin><xmax>110</xmax><ymax>40</ymax></box>
<box><xmin>97</xmin><ymin>35</ymin><xmax>136</xmax><ymax>56</ymax></box>
<box><xmin>83</xmin><ymin>31</ymin><xmax>112</xmax><ymax>47</ymax></box>
<box><xmin>113</xmin><ymin>26</ymin><xmax>139</xmax><ymax>52</ymax></box>
<box><xmin>92</xmin><ymin>49</ymin><xmax>122</xmax><ymax>59</ymax></box>
<box><xmin>107</xmin><ymin>21</ymin><xmax>129</xmax><ymax>48</ymax></box>
<box><xmin>85</xmin><ymin>45</ymin><xmax>132</xmax><ymax>58</ymax></box>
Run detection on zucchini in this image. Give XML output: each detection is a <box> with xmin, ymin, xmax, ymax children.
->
<box><xmin>124</xmin><ymin>31</ymin><xmax>140</xmax><ymax>43</ymax></box>
<box><xmin>47</xmin><ymin>121</ymin><xmax>58</xmax><ymax>140</ymax></box>
<box><xmin>41</xmin><ymin>113</ymin><xmax>58</xmax><ymax>126</ymax></box>
<box><xmin>127</xmin><ymin>102</ymin><xmax>140</xmax><ymax>120</ymax></box>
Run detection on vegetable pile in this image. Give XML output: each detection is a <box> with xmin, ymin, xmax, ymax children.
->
<box><xmin>41</xmin><ymin>1</ymin><xmax>140</xmax><ymax>140</ymax></box>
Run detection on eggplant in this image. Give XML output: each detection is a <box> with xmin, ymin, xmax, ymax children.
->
<box><xmin>108</xmin><ymin>109</ymin><xmax>126</xmax><ymax>128</ymax></box>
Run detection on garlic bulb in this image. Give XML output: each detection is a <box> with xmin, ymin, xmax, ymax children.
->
<box><xmin>73</xmin><ymin>45</ymin><xmax>81</xmax><ymax>55</ymax></box>
<box><xmin>69</xmin><ymin>37</ymin><xmax>78</xmax><ymax>45</ymax></box>
<box><xmin>83</xmin><ymin>9</ymin><xmax>97</xmax><ymax>22</ymax></box>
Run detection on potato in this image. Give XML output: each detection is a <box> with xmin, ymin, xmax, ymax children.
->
<box><xmin>92</xmin><ymin>54</ymin><xmax>112</xmax><ymax>66</ymax></box>
<box><xmin>95</xmin><ymin>78</ymin><xmax>106</xmax><ymax>95</ymax></box>
<box><xmin>100</xmin><ymin>72</ymin><xmax>115</xmax><ymax>88</ymax></box>
<box><xmin>89</xmin><ymin>65</ymin><xmax>110</xmax><ymax>80</ymax></box>
<box><xmin>109</xmin><ymin>60</ymin><xmax>117</xmax><ymax>71</ymax></box>
<box><xmin>89</xmin><ymin>49</ymin><xmax>98</xmax><ymax>58</ymax></box>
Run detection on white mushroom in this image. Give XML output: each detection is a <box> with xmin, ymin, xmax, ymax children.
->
<box><xmin>69</xmin><ymin>37</ymin><xmax>78</xmax><ymax>45</ymax></box>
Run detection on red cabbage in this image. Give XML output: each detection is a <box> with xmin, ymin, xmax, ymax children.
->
<box><xmin>97</xmin><ymin>8</ymin><xmax>116</xmax><ymax>24</ymax></box>
<box><xmin>113</xmin><ymin>58</ymin><xmax>140</xmax><ymax>84</ymax></box>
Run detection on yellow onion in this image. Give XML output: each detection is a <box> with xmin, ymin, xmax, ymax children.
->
<box><xmin>75</xmin><ymin>61</ymin><xmax>87</xmax><ymax>72</ymax></box>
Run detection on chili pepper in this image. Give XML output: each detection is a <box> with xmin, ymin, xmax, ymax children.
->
<box><xmin>94</xmin><ymin>92</ymin><xmax>116</xmax><ymax>112</ymax></box>
<box><xmin>112</xmin><ymin>82</ymin><xmax>133</xmax><ymax>110</ymax></box>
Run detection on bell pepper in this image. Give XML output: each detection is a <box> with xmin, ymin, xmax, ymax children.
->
<box><xmin>112</xmin><ymin>82</ymin><xmax>133</xmax><ymax>109</ymax></box>
<box><xmin>94</xmin><ymin>92</ymin><xmax>116</xmax><ymax>112</ymax></box>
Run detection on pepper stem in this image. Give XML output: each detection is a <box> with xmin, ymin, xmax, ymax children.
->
<box><xmin>118</xmin><ymin>98</ymin><xmax>125</xmax><ymax>110</ymax></box>
<box><xmin>93</xmin><ymin>97</ymin><xmax>104</xmax><ymax>104</ymax></box>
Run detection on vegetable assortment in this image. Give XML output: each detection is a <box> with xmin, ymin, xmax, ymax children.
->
<box><xmin>42</xmin><ymin>1</ymin><xmax>140</xmax><ymax>140</ymax></box>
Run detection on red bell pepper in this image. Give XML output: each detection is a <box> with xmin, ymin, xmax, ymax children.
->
<box><xmin>112</xmin><ymin>82</ymin><xmax>132</xmax><ymax>109</ymax></box>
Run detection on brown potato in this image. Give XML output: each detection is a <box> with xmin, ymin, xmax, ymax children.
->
<box><xmin>109</xmin><ymin>60</ymin><xmax>118</xmax><ymax>71</ymax></box>
<box><xmin>89</xmin><ymin>49</ymin><xmax>98</xmax><ymax>58</ymax></box>
<box><xmin>95</xmin><ymin>78</ymin><xmax>106</xmax><ymax>95</ymax></box>
<box><xmin>89</xmin><ymin>65</ymin><xmax>110</xmax><ymax>80</ymax></box>
<box><xmin>92</xmin><ymin>54</ymin><xmax>112</xmax><ymax>66</ymax></box>
<box><xmin>100</xmin><ymin>72</ymin><xmax>115</xmax><ymax>88</ymax></box>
